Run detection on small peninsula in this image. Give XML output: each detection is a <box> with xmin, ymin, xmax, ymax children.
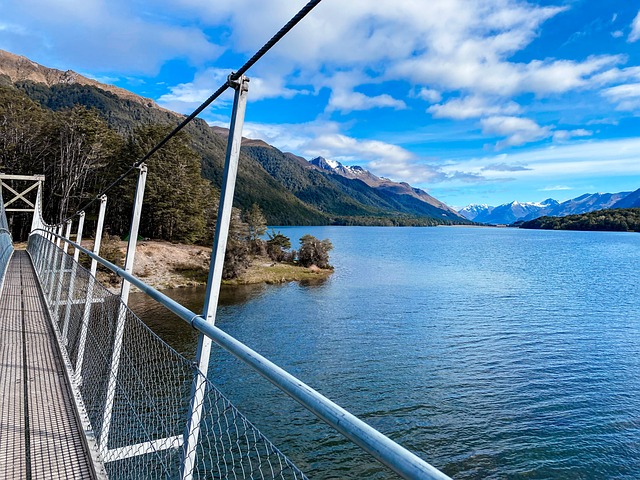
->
<box><xmin>95</xmin><ymin>237</ymin><xmax>333</xmax><ymax>291</ymax></box>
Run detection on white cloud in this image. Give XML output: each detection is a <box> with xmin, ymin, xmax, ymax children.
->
<box><xmin>241</xmin><ymin>122</ymin><xmax>421</xmax><ymax>170</ymax></box>
<box><xmin>417</xmin><ymin>88</ymin><xmax>442</xmax><ymax>103</ymax></box>
<box><xmin>552</xmin><ymin>129</ymin><xmax>592</xmax><ymax>142</ymax></box>
<box><xmin>161</xmin><ymin>0</ymin><xmax>622</xmax><ymax>110</ymax></box>
<box><xmin>249</xmin><ymin>76</ymin><xmax>308</xmax><ymax>101</ymax></box>
<box><xmin>305</xmin><ymin>134</ymin><xmax>414</xmax><ymax>164</ymax></box>
<box><xmin>327</xmin><ymin>91</ymin><xmax>406</xmax><ymax>113</ymax></box>
<box><xmin>602</xmin><ymin>83</ymin><xmax>640</xmax><ymax>111</ymax></box>
<box><xmin>1</xmin><ymin>0</ymin><xmax>220</xmax><ymax>74</ymax></box>
<box><xmin>481</xmin><ymin>116</ymin><xmax>552</xmax><ymax>148</ymax></box>
<box><xmin>629</xmin><ymin>10</ymin><xmax>640</xmax><ymax>42</ymax></box>
<box><xmin>428</xmin><ymin>96</ymin><xmax>521</xmax><ymax>120</ymax></box>
<box><xmin>590</xmin><ymin>65</ymin><xmax>640</xmax><ymax>85</ymax></box>
<box><xmin>158</xmin><ymin>69</ymin><xmax>233</xmax><ymax>112</ymax></box>
<box><xmin>449</xmin><ymin>137</ymin><xmax>640</xmax><ymax>181</ymax></box>
<box><xmin>612</xmin><ymin>30</ymin><xmax>623</xmax><ymax>39</ymax></box>
<box><xmin>540</xmin><ymin>185</ymin><xmax>572</xmax><ymax>191</ymax></box>
<box><xmin>238</xmin><ymin>121</ymin><xmax>640</xmax><ymax>191</ymax></box>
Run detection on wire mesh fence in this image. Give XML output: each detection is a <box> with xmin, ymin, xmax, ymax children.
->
<box><xmin>27</xmin><ymin>232</ymin><xmax>307</xmax><ymax>480</ymax></box>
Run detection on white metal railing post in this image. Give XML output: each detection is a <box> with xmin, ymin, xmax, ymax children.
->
<box><xmin>63</xmin><ymin>219</ymin><xmax>72</xmax><ymax>254</ymax></box>
<box><xmin>44</xmin><ymin>226</ymin><xmax>54</xmax><ymax>273</ymax></box>
<box><xmin>181</xmin><ymin>74</ymin><xmax>250</xmax><ymax>480</ymax></box>
<box><xmin>54</xmin><ymin>219</ymin><xmax>73</xmax><ymax>317</ymax></box>
<box><xmin>62</xmin><ymin>213</ymin><xmax>84</xmax><ymax>344</ymax></box>
<box><xmin>76</xmin><ymin>196</ymin><xmax>107</xmax><ymax>380</ymax></box>
<box><xmin>56</xmin><ymin>224</ymin><xmax>63</xmax><ymax>248</ymax></box>
<box><xmin>119</xmin><ymin>164</ymin><xmax>147</xmax><ymax>306</ymax></box>
<box><xmin>47</xmin><ymin>224</ymin><xmax>63</xmax><ymax>298</ymax></box>
<box><xmin>74</xmin><ymin>212</ymin><xmax>85</xmax><ymax>263</ymax></box>
<box><xmin>100</xmin><ymin>165</ymin><xmax>147</xmax><ymax>455</ymax></box>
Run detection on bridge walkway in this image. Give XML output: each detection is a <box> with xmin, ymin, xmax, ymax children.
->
<box><xmin>0</xmin><ymin>251</ymin><xmax>95</xmax><ymax>479</ymax></box>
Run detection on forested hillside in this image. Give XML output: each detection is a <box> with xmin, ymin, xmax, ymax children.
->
<box><xmin>519</xmin><ymin>208</ymin><xmax>640</xmax><ymax>232</ymax></box>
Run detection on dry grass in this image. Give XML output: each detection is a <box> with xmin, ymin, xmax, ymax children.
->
<box><xmin>224</xmin><ymin>256</ymin><xmax>333</xmax><ymax>285</ymax></box>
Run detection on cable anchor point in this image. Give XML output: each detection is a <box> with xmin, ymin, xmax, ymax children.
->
<box><xmin>227</xmin><ymin>73</ymin><xmax>250</xmax><ymax>92</ymax></box>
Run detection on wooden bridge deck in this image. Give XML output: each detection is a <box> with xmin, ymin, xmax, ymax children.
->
<box><xmin>0</xmin><ymin>251</ymin><xmax>95</xmax><ymax>479</ymax></box>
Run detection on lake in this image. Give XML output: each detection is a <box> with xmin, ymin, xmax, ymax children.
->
<box><xmin>129</xmin><ymin>226</ymin><xmax>640</xmax><ymax>479</ymax></box>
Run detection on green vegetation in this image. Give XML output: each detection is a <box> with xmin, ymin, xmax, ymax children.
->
<box><xmin>298</xmin><ymin>235</ymin><xmax>333</xmax><ymax>269</ymax></box>
<box><xmin>222</xmin><ymin>206</ymin><xmax>333</xmax><ymax>280</ymax></box>
<box><xmin>520</xmin><ymin>208</ymin><xmax>640</xmax><ymax>232</ymax></box>
<box><xmin>266</xmin><ymin>231</ymin><xmax>292</xmax><ymax>262</ymax></box>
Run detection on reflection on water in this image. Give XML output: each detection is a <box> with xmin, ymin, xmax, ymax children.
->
<box><xmin>129</xmin><ymin>284</ymin><xmax>266</xmax><ymax>356</ymax></box>
<box><xmin>129</xmin><ymin>226</ymin><xmax>640</xmax><ymax>479</ymax></box>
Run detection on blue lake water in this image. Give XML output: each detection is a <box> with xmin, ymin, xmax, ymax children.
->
<box><xmin>129</xmin><ymin>226</ymin><xmax>640</xmax><ymax>479</ymax></box>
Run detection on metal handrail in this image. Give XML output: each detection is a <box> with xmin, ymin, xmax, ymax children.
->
<box><xmin>32</xmin><ymin>229</ymin><xmax>451</xmax><ymax>480</ymax></box>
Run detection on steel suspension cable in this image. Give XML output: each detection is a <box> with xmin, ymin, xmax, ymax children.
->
<box><xmin>62</xmin><ymin>0</ymin><xmax>323</xmax><ymax>223</ymax></box>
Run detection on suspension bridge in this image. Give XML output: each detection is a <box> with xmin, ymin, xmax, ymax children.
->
<box><xmin>0</xmin><ymin>2</ymin><xmax>452</xmax><ymax>479</ymax></box>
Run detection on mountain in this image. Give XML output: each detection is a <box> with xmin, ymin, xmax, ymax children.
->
<box><xmin>0</xmin><ymin>49</ymin><xmax>170</xmax><ymax>112</ymax></box>
<box><xmin>309</xmin><ymin>156</ymin><xmax>382</xmax><ymax>185</ymax></box>
<box><xmin>461</xmin><ymin>191</ymin><xmax>635</xmax><ymax>225</ymax></box>
<box><xmin>0</xmin><ymin>48</ymin><xmax>466</xmax><ymax>226</ymax></box>
<box><xmin>537</xmin><ymin>192</ymin><xmax>630</xmax><ymax>218</ymax></box>
<box><xmin>308</xmin><ymin>156</ymin><xmax>461</xmax><ymax>217</ymax></box>
<box><xmin>458</xmin><ymin>204</ymin><xmax>493</xmax><ymax>221</ymax></box>
<box><xmin>240</xmin><ymin>147</ymin><xmax>466</xmax><ymax>223</ymax></box>
<box><xmin>459</xmin><ymin>199</ymin><xmax>558</xmax><ymax>224</ymax></box>
<box><xmin>484</xmin><ymin>199</ymin><xmax>558</xmax><ymax>224</ymax></box>
<box><xmin>612</xmin><ymin>187</ymin><xmax>640</xmax><ymax>209</ymax></box>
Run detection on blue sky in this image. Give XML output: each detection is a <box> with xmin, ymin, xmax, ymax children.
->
<box><xmin>2</xmin><ymin>0</ymin><xmax>640</xmax><ymax>208</ymax></box>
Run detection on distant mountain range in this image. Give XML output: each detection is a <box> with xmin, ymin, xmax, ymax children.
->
<box><xmin>460</xmin><ymin>190</ymin><xmax>640</xmax><ymax>224</ymax></box>
<box><xmin>0</xmin><ymin>48</ymin><xmax>468</xmax><ymax>226</ymax></box>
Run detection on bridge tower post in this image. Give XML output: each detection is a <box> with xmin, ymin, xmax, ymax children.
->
<box><xmin>76</xmin><ymin>196</ymin><xmax>107</xmax><ymax>382</ymax></box>
<box><xmin>99</xmin><ymin>165</ymin><xmax>147</xmax><ymax>456</ymax></box>
<box><xmin>181</xmin><ymin>74</ymin><xmax>250</xmax><ymax>480</ymax></box>
<box><xmin>62</xmin><ymin>213</ymin><xmax>84</xmax><ymax>344</ymax></box>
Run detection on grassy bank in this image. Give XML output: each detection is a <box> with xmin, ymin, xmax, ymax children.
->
<box><xmin>93</xmin><ymin>240</ymin><xmax>332</xmax><ymax>291</ymax></box>
<box><xmin>223</xmin><ymin>257</ymin><xmax>333</xmax><ymax>285</ymax></box>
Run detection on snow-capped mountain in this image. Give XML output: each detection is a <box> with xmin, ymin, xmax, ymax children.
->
<box><xmin>540</xmin><ymin>192</ymin><xmax>630</xmax><ymax>218</ymax></box>
<box><xmin>309</xmin><ymin>156</ymin><xmax>382</xmax><ymax>185</ymax></box>
<box><xmin>459</xmin><ymin>191</ymin><xmax>635</xmax><ymax>225</ymax></box>
<box><xmin>308</xmin><ymin>157</ymin><xmax>463</xmax><ymax>217</ymax></box>
<box><xmin>478</xmin><ymin>199</ymin><xmax>559</xmax><ymax>224</ymax></box>
<box><xmin>458</xmin><ymin>204</ymin><xmax>494</xmax><ymax>221</ymax></box>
